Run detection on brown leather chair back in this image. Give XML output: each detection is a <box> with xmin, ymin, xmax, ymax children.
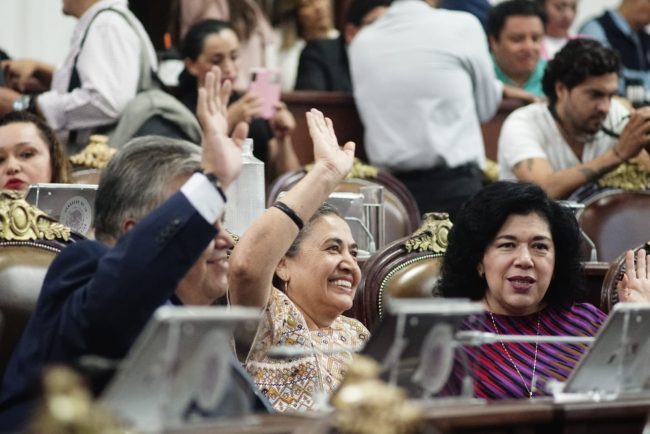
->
<box><xmin>0</xmin><ymin>191</ymin><xmax>81</xmax><ymax>377</ymax></box>
<box><xmin>348</xmin><ymin>213</ymin><xmax>451</xmax><ymax>331</ymax></box>
<box><xmin>577</xmin><ymin>190</ymin><xmax>650</xmax><ymax>262</ymax></box>
<box><xmin>267</xmin><ymin>162</ymin><xmax>421</xmax><ymax>245</ymax></box>
<box><xmin>601</xmin><ymin>242</ymin><xmax>650</xmax><ymax>313</ymax></box>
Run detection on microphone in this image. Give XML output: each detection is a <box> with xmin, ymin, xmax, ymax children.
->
<box><xmin>456</xmin><ymin>331</ymin><xmax>595</xmax><ymax>346</ymax></box>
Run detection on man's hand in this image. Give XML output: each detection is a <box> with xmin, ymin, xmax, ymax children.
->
<box><xmin>226</xmin><ymin>91</ymin><xmax>262</xmax><ymax>133</ymax></box>
<box><xmin>307</xmin><ymin>108</ymin><xmax>355</xmax><ymax>180</ymax></box>
<box><xmin>0</xmin><ymin>87</ymin><xmax>20</xmax><ymax>116</ymax></box>
<box><xmin>618</xmin><ymin>249</ymin><xmax>650</xmax><ymax>303</ymax></box>
<box><xmin>2</xmin><ymin>59</ymin><xmax>51</xmax><ymax>93</ymax></box>
<box><xmin>196</xmin><ymin>66</ymin><xmax>248</xmax><ymax>188</ymax></box>
<box><xmin>614</xmin><ymin>107</ymin><xmax>650</xmax><ymax>160</ymax></box>
<box><xmin>270</xmin><ymin>102</ymin><xmax>295</xmax><ymax>141</ymax></box>
<box><xmin>502</xmin><ymin>84</ymin><xmax>544</xmax><ymax>104</ymax></box>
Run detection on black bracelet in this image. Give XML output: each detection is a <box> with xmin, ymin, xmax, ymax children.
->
<box><xmin>273</xmin><ymin>201</ymin><xmax>304</xmax><ymax>230</ymax></box>
<box><xmin>194</xmin><ymin>169</ymin><xmax>226</xmax><ymax>202</ymax></box>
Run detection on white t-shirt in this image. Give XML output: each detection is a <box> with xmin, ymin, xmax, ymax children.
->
<box><xmin>498</xmin><ymin>99</ymin><xmax>629</xmax><ymax>180</ymax></box>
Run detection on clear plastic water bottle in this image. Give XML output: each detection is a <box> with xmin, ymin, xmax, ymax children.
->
<box><xmin>224</xmin><ymin>138</ymin><xmax>265</xmax><ymax>235</ymax></box>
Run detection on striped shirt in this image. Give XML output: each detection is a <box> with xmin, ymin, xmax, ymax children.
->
<box><xmin>447</xmin><ymin>303</ymin><xmax>606</xmax><ymax>399</ymax></box>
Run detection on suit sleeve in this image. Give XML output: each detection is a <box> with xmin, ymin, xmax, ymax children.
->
<box><xmin>48</xmin><ymin>177</ymin><xmax>224</xmax><ymax>360</ymax></box>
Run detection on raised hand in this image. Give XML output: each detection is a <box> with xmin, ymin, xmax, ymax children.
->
<box><xmin>619</xmin><ymin>249</ymin><xmax>650</xmax><ymax>303</ymax></box>
<box><xmin>226</xmin><ymin>91</ymin><xmax>262</xmax><ymax>132</ymax></box>
<box><xmin>2</xmin><ymin>59</ymin><xmax>51</xmax><ymax>93</ymax></box>
<box><xmin>196</xmin><ymin>66</ymin><xmax>248</xmax><ymax>188</ymax></box>
<box><xmin>270</xmin><ymin>102</ymin><xmax>295</xmax><ymax>141</ymax></box>
<box><xmin>306</xmin><ymin>109</ymin><xmax>355</xmax><ymax>180</ymax></box>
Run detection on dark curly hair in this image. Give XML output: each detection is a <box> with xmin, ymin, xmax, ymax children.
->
<box><xmin>437</xmin><ymin>181</ymin><xmax>584</xmax><ymax>308</ymax></box>
<box><xmin>0</xmin><ymin>110</ymin><xmax>70</xmax><ymax>184</ymax></box>
<box><xmin>487</xmin><ymin>0</ymin><xmax>546</xmax><ymax>41</ymax></box>
<box><xmin>542</xmin><ymin>38</ymin><xmax>620</xmax><ymax>106</ymax></box>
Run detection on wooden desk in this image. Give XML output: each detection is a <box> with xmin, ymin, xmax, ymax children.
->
<box><xmin>163</xmin><ymin>397</ymin><xmax>650</xmax><ymax>434</ymax></box>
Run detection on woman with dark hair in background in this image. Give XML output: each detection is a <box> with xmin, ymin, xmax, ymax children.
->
<box><xmin>180</xmin><ymin>0</ymin><xmax>275</xmax><ymax>91</ymax></box>
<box><xmin>178</xmin><ymin>19</ymin><xmax>299</xmax><ymax>182</ymax></box>
<box><xmin>0</xmin><ymin>111</ymin><xmax>70</xmax><ymax>192</ymax></box>
<box><xmin>439</xmin><ymin>181</ymin><xmax>607</xmax><ymax>399</ymax></box>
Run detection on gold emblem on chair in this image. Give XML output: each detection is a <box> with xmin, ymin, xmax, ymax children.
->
<box><xmin>69</xmin><ymin>135</ymin><xmax>117</xmax><ymax>169</ymax></box>
<box><xmin>0</xmin><ymin>191</ymin><xmax>70</xmax><ymax>241</ymax></box>
<box><xmin>598</xmin><ymin>159</ymin><xmax>650</xmax><ymax>191</ymax></box>
<box><xmin>404</xmin><ymin>212</ymin><xmax>452</xmax><ymax>253</ymax></box>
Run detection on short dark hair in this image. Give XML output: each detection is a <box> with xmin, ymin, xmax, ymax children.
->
<box><xmin>488</xmin><ymin>0</ymin><xmax>546</xmax><ymax>41</ymax></box>
<box><xmin>94</xmin><ymin>136</ymin><xmax>200</xmax><ymax>243</ymax></box>
<box><xmin>542</xmin><ymin>38</ymin><xmax>620</xmax><ymax>105</ymax></box>
<box><xmin>437</xmin><ymin>181</ymin><xmax>584</xmax><ymax>308</ymax></box>
<box><xmin>181</xmin><ymin>19</ymin><xmax>235</xmax><ymax>61</ymax></box>
<box><xmin>345</xmin><ymin>0</ymin><xmax>390</xmax><ymax>27</ymax></box>
<box><xmin>0</xmin><ymin>111</ymin><xmax>70</xmax><ymax>184</ymax></box>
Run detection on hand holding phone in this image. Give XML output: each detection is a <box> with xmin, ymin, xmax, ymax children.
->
<box><xmin>248</xmin><ymin>68</ymin><xmax>281</xmax><ymax>120</ymax></box>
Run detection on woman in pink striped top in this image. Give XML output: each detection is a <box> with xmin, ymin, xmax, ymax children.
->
<box><xmin>437</xmin><ymin>181</ymin><xmax>647</xmax><ymax>399</ymax></box>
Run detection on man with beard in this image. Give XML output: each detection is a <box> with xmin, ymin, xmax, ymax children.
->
<box><xmin>498</xmin><ymin>38</ymin><xmax>650</xmax><ymax>198</ymax></box>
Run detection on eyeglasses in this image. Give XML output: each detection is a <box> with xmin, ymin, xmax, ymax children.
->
<box><xmin>600</xmin><ymin>114</ymin><xmax>631</xmax><ymax>139</ymax></box>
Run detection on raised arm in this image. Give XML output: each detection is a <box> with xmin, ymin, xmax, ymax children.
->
<box><xmin>197</xmin><ymin>66</ymin><xmax>248</xmax><ymax>187</ymax></box>
<box><xmin>229</xmin><ymin>109</ymin><xmax>355</xmax><ymax>308</ymax></box>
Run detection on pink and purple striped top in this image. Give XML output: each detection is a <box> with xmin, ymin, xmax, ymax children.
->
<box><xmin>447</xmin><ymin>303</ymin><xmax>607</xmax><ymax>399</ymax></box>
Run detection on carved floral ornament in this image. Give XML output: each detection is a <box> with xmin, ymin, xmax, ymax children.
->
<box><xmin>598</xmin><ymin>159</ymin><xmax>650</xmax><ymax>191</ymax></box>
<box><xmin>0</xmin><ymin>190</ymin><xmax>70</xmax><ymax>241</ymax></box>
<box><xmin>404</xmin><ymin>212</ymin><xmax>453</xmax><ymax>254</ymax></box>
<box><xmin>69</xmin><ymin>135</ymin><xmax>116</xmax><ymax>169</ymax></box>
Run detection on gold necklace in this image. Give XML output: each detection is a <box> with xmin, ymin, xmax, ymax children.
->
<box><xmin>488</xmin><ymin>311</ymin><xmax>541</xmax><ymax>399</ymax></box>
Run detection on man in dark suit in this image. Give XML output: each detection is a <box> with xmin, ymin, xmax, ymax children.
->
<box><xmin>294</xmin><ymin>0</ymin><xmax>390</xmax><ymax>92</ymax></box>
<box><xmin>0</xmin><ymin>66</ymin><xmax>248</xmax><ymax>431</ymax></box>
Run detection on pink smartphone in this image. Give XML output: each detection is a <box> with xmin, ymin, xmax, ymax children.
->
<box><xmin>248</xmin><ymin>68</ymin><xmax>281</xmax><ymax>119</ymax></box>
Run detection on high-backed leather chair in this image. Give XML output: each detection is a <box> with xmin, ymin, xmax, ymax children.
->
<box><xmin>600</xmin><ymin>242</ymin><xmax>650</xmax><ymax>313</ymax></box>
<box><xmin>268</xmin><ymin>160</ymin><xmax>421</xmax><ymax>246</ymax></box>
<box><xmin>0</xmin><ymin>191</ymin><xmax>81</xmax><ymax>377</ymax></box>
<box><xmin>346</xmin><ymin>213</ymin><xmax>451</xmax><ymax>331</ymax></box>
<box><xmin>576</xmin><ymin>189</ymin><xmax>650</xmax><ymax>262</ymax></box>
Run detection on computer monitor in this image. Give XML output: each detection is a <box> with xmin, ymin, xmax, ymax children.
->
<box><xmin>361</xmin><ymin>298</ymin><xmax>484</xmax><ymax>398</ymax></box>
<box><xmin>99</xmin><ymin>306</ymin><xmax>271</xmax><ymax>432</ymax></box>
<box><xmin>562</xmin><ymin>303</ymin><xmax>650</xmax><ymax>397</ymax></box>
<box><xmin>25</xmin><ymin>183</ymin><xmax>97</xmax><ymax>237</ymax></box>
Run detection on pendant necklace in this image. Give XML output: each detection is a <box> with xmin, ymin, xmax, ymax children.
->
<box><xmin>488</xmin><ymin>311</ymin><xmax>541</xmax><ymax>399</ymax></box>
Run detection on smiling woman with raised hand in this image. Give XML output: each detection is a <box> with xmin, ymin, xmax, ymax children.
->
<box><xmin>229</xmin><ymin>109</ymin><xmax>368</xmax><ymax>412</ymax></box>
<box><xmin>438</xmin><ymin>181</ymin><xmax>611</xmax><ymax>399</ymax></box>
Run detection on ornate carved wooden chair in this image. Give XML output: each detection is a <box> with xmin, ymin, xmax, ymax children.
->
<box><xmin>575</xmin><ymin>189</ymin><xmax>650</xmax><ymax>262</ymax></box>
<box><xmin>345</xmin><ymin>213</ymin><xmax>451</xmax><ymax>331</ymax></box>
<box><xmin>0</xmin><ymin>191</ymin><xmax>82</xmax><ymax>377</ymax></box>
<box><xmin>600</xmin><ymin>242</ymin><xmax>650</xmax><ymax>314</ymax></box>
<box><xmin>267</xmin><ymin>160</ymin><xmax>421</xmax><ymax>246</ymax></box>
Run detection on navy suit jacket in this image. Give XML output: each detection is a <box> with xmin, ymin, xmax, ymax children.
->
<box><xmin>0</xmin><ymin>192</ymin><xmax>217</xmax><ymax>432</ymax></box>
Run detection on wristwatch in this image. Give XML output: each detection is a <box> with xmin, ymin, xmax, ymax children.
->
<box><xmin>12</xmin><ymin>95</ymin><xmax>34</xmax><ymax>113</ymax></box>
<box><xmin>194</xmin><ymin>169</ymin><xmax>227</xmax><ymax>202</ymax></box>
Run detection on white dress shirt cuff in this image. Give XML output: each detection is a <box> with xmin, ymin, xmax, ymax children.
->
<box><xmin>180</xmin><ymin>173</ymin><xmax>225</xmax><ymax>224</ymax></box>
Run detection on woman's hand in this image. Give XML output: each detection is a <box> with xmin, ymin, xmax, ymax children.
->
<box><xmin>306</xmin><ymin>108</ymin><xmax>355</xmax><ymax>180</ymax></box>
<box><xmin>226</xmin><ymin>91</ymin><xmax>262</xmax><ymax>133</ymax></box>
<box><xmin>270</xmin><ymin>102</ymin><xmax>295</xmax><ymax>141</ymax></box>
<box><xmin>619</xmin><ymin>249</ymin><xmax>650</xmax><ymax>303</ymax></box>
<box><xmin>196</xmin><ymin>66</ymin><xmax>248</xmax><ymax>188</ymax></box>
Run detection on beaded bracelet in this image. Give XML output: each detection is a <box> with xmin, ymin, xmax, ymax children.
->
<box><xmin>273</xmin><ymin>201</ymin><xmax>304</xmax><ymax>230</ymax></box>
